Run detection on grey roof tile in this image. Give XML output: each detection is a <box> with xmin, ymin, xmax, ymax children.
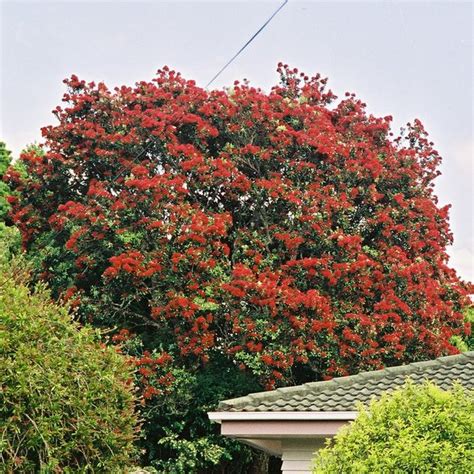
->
<box><xmin>218</xmin><ymin>352</ymin><xmax>474</xmax><ymax>412</ymax></box>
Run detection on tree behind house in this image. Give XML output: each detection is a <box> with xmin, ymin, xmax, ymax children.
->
<box><xmin>6</xmin><ymin>66</ymin><xmax>472</xmax><ymax>471</ymax></box>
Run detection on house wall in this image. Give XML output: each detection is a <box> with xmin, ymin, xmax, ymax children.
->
<box><xmin>281</xmin><ymin>438</ymin><xmax>326</xmax><ymax>474</ymax></box>
<box><xmin>218</xmin><ymin>419</ymin><xmax>344</xmax><ymax>474</ymax></box>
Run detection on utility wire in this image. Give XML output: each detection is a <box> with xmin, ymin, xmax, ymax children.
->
<box><xmin>34</xmin><ymin>2</ymin><xmax>289</xmax><ymax>251</ymax></box>
<box><xmin>205</xmin><ymin>0</ymin><xmax>289</xmax><ymax>89</ymax></box>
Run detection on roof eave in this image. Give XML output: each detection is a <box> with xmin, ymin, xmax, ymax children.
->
<box><xmin>208</xmin><ymin>410</ymin><xmax>358</xmax><ymax>423</ymax></box>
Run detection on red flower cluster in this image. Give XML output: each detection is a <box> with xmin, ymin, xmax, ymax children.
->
<box><xmin>7</xmin><ymin>65</ymin><xmax>471</xmax><ymax>391</ymax></box>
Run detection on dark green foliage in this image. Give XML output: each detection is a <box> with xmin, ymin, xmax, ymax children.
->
<box><xmin>0</xmin><ymin>142</ymin><xmax>21</xmax><ymax>263</ymax></box>
<box><xmin>0</xmin><ymin>141</ymin><xmax>12</xmax><ymax>222</ymax></box>
<box><xmin>0</xmin><ymin>223</ymin><xmax>21</xmax><ymax>265</ymax></box>
<box><xmin>313</xmin><ymin>381</ymin><xmax>474</xmax><ymax>473</ymax></box>
<box><xmin>121</xmin><ymin>333</ymin><xmax>264</xmax><ymax>473</ymax></box>
<box><xmin>0</xmin><ymin>260</ymin><xmax>139</xmax><ymax>473</ymax></box>
<box><xmin>145</xmin><ymin>360</ymin><xmax>263</xmax><ymax>473</ymax></box>
<box><xmin>451</xmin><ymin>306</ymin><xmax>474</xmax><ymax>352</ymax></box>
<box><xmin>464</xmin><ymin>307</ymin><xmax>474</xmax><ymax>350</ymax></box>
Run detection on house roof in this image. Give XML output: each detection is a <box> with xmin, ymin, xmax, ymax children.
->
<box><xmin>218</xmin><ymin>352</ymin><xmax>474</xmax><ymax>413</ymax></box>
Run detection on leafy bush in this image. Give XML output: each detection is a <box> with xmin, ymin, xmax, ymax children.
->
<box><xmin>464</xmin><ymin>307</ymin><xmax>474</xmax><ymax>350</ymax></box>
<box><xmin>0</xmin><ymin>261</ymin><xmax>138</xmax><ymax>472</ymax></box>
<box><xmin>0</xmin><ymin>141</ymin><xmax>13</xmax><ymax>222</ymax></box>
<box><xmin>0</xmin><ymin>141</ymin><xmax>21</xmax><ymax>264</ymax></box>
<box><xmin>451</xmin><ymin>306</ymin><xmax>474</xmax><ymax>352</ymax></box>
<box><xmin>0</xmin><ymin>223</ymin><xmax>20</xmax><ymax>264</ymax></box>
<box><xmin>313</xmin><ymin>381</ymin><xmax>474</xmax><ymax>473</ymax></box>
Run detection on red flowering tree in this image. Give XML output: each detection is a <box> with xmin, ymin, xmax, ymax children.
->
<box><xmin>6</xmin><ymin>65</ymin><xmax>471</xmax><ymax>471</ymax></box>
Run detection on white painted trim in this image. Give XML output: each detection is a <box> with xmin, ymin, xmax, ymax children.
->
<box><xmin>208</xmin><ymin>411</ymin><xmax>357</xmax><ymax>422</ymax></box>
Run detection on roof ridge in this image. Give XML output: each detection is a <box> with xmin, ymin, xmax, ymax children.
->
<box><xmin>438</xmin><ymin>352</ymin><xmax>473</xmax><ymax>364</ymax></box>
<box><xmin>217</xmin><ymin>351</ymin><xmax>473</xmax><ymax>411</ymax></box>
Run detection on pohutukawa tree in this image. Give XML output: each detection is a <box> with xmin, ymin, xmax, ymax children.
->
<box><xmin>6</xmin><ymin>65</ymin><xmax>471</xmax><ymax>470</ymax></box>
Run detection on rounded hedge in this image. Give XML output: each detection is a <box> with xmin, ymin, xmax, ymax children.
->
<box><xmin>313</xmin><ymin>380</ymin><xmax>474</xmax><ymax>473</ymax></box>
<box><xmin>0</xmin><ymin>261</ymin><xmax>138</xmax><ymax>472</ymax></box>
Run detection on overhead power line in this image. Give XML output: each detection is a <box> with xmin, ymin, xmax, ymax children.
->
<box><xmin>33</xmin><ymin>1</ymin><xmax>289</xmax><ymax>252</ymax></box>
<box><xmin>205</xmin><ymin>0</ymin><xmax>289</xmax><ymax>89</ymax></box>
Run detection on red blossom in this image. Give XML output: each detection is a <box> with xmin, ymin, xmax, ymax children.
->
<box><xmin>6</xmin><ymin>64</ymin><xmax>471</xmax><ymax>393</ymax></box>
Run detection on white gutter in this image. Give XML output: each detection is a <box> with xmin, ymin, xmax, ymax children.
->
<box><xmin>208</xmin><ymin>411</ymin><xmax>358</xmax><ymax>423</ymax></box>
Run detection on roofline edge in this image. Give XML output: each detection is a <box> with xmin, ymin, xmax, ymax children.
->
<box><xmin>208</xmin><ymin>411</ymin><xmax>358</xmax><ymax>423</ymax></box>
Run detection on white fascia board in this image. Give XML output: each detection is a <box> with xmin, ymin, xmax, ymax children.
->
<box><xmin>208</xmin><ymin>411</ymin><xmax>358</xmax><ymax>423</ymax></box>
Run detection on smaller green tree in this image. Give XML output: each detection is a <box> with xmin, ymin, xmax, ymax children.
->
<box><xmin>0</xmin><ymin>141</ymin><xmax>21</xmax><ymax>262</ymax></box>
<box><xmin>464</xmin><ymin>307</ymin><xmax>474</xmax><ymax>350</ymax></box>
<box><xmin>0</xmin><ymin>260</ymin><xmax>139</xmax><ymax>473</ymax></box>
<box><xmin>0</xmin><ymin>224</ymin><xmax>20</xmax><ymax>264</ymax></box>
<box><xmin>313</xmin><ymin>381</ymin><xmax>474</xmax><ymax>473</ymax></box>
<box><xmin>0</xmin><ymin>141</ymin><xmax>13</xmax><ymax>221</ymax></box>
<box><xmin>451</xmin><ymin>306</ymin><xmax>474</xmax><ymax>352</ymax></box>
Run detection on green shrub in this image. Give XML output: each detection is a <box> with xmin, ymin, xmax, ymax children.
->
<box><xmin>0</xmin><ymin>261</ymin><xmax>138</xmax><ymax>472</ymax></box>
<box><xmin>451</xmin><ymin>306</ymin><xmax>474</xmax><ymax>352</ymax></box>
<box><xmin>313</xmin><ymin>381</ymin><xmax>474</xmax><ymax>473</ymax></box>
<box><xmin>0</xmin><ymin>223</ymin><xmax>21</xmax><ymax>265</ymax></box>
<box><xmin>0</xmin><ymin>141</ymin><xmax>13</xmax><ymax>223</ymax></box>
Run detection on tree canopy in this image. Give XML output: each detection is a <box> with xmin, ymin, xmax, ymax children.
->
<box><xmin>5</xmin><ymin>65</ymin><xmax>471</xmax><ymax>470</ymax></box>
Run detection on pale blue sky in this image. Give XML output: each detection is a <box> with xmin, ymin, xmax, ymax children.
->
<box><xmin>1</xmin><ymin>0</ymin><xmax>472</xmax><ymax>280</ymax></box>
